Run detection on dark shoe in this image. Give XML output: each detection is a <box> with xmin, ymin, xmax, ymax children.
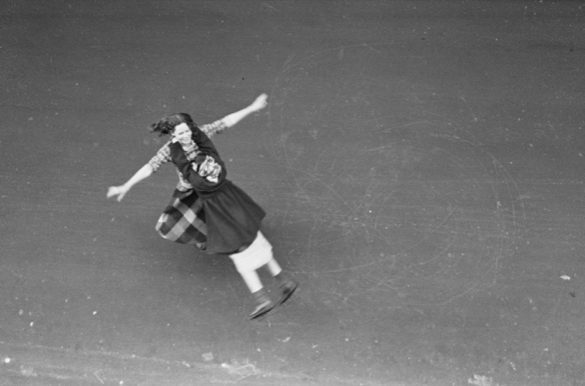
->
<box><xmin>276</xmin><ymin>280</ymin><xmax>298</xmax><ymax>306</ymax></box>
<box><xmin>248</xmin><ymin>299</ymin><xmax>274</xmax><ymax>320</ymax></box>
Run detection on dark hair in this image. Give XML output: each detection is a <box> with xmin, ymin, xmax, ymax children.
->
<box><xmin>149</xmin><ymin>113</ymin><xmax>198</xmax><ymax>137</ymax></box>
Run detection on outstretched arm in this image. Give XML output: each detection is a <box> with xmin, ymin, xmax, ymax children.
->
<box><xmin>107</xmin><ymin>164</ymin><xmax>153</xmax><ymax>202</ymax></box>
<box><xmin>220</xmin><ymin>93</ymin><xmax>268</xmax><ymax>128</ymax></box>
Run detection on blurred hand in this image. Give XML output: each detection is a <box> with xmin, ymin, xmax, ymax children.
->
<box><xmin>198</xmin><ymin>156</ymin><xmax>221</xmax><ymax>183</ymax></box>
<box><xmin>250</xmin><ymin>93</ymin><xmax>268</xmax><ymax>112</ymax></box>
<box><xmin>107</xmin><ymin>185</ymin><xmax>129</xmax><ymax>202</ymax></box>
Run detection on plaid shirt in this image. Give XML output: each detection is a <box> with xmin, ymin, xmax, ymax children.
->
<box><xmin>148</xmin><ymin>119</ymin><xmax>227</xmax><ymax>191</ymax></box>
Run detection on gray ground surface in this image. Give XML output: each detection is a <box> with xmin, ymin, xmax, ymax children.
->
<box><xmin>1</xmin><ymin>1</ymin><xmax>584</xmax><ymax>385</ymax></box>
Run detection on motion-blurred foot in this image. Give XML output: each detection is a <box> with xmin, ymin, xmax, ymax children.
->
<box><xmin>248</xmin><ymin>299</ymin><xmax>274</xmax><ymax>320</ymax></box>
<box><xmin>277</xmin><ymin>280</ymin><xmax>298</xmax><ymax>306</ymax></box>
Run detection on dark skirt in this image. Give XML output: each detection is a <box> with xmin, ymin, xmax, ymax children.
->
<box><xmin>155</xmin><ymin>180</ymin><xmax>265</xmax><ymax>255</ymax></box>
<box><xmin>201</xmin><ymin>179</ymin><xmax>265</xmax><ymax>254</ymax></box>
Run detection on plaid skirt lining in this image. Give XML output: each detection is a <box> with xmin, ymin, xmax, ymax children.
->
<box><xmin>155</xmin><ymin>188</ymin><xmax>207</xmax><ymax>249</ymax></box>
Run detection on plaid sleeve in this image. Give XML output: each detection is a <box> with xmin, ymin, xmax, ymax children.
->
<box><xmin>148</xmin><ymin>142</ymin><xmax>172</xmax><ymax>172</ymax></box>
<box><xmin>199</xmin><ymin>119</ymin><xmax>227</xmax><ymax>138</ymax></box>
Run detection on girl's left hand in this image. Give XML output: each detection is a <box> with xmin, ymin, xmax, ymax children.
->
<box><xmin>250</xmin><ymin>93</ymin><xmax>268</xmax><ymax>111</ymax></box>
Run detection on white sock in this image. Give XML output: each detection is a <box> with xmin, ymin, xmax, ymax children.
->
<box><xmin>238</xmin><ymin>269</ymin><xmax>263</xmax><ymax>293</ymax></box>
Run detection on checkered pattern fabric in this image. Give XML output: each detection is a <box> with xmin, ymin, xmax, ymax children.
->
<box><xmin>155</xmin><ymin>188</ymin><xmax>207</xmax><ymax>249</ymax></box>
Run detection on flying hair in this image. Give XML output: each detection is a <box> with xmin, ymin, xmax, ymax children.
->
<box><xmin>149</xmin><ymin>113</ymin><xmax>198</xmax><ymax>137</ymax></box>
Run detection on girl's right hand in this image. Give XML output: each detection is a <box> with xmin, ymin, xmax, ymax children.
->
<box><xmin>107</xmin><ymin>185</ymin><xmax>129</xmax><ymax>202</ymax></box>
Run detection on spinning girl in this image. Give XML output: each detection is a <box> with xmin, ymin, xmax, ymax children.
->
<box><xmin>107</xmin><ymin>94</ymin><xmax>297</xmax><ymax>319</ymax></box>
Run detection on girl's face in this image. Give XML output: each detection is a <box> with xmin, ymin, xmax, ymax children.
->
<box><xmin>172</xmin><ymin>123</ymin><xmax>192</xmax><ymax>145</ymax></box>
